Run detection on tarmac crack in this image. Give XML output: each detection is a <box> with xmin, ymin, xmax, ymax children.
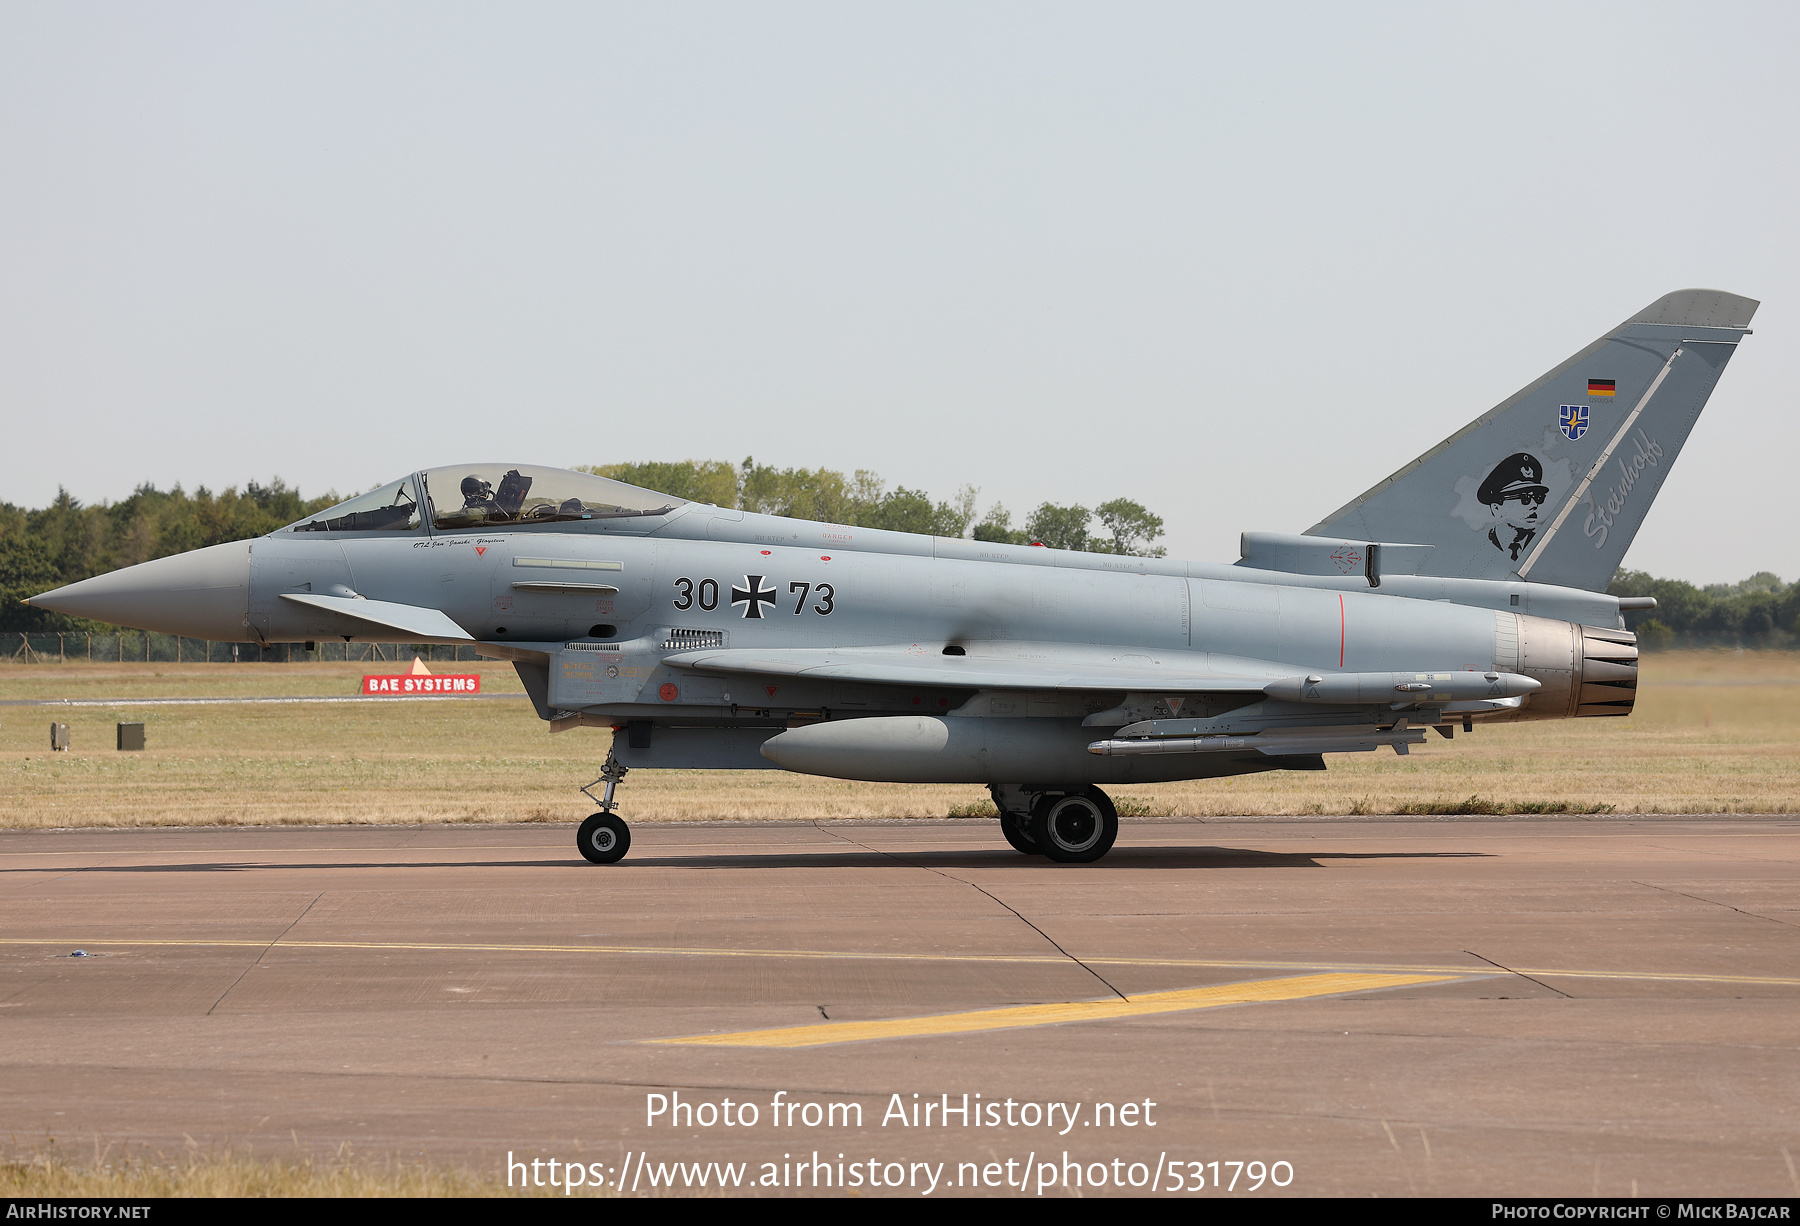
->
<box><xmin>1632</xmin><ymin>879</ymin><xmax>1797</xmax><ymax>927</ymax></box>
<box><xmin>204</xmin><ymin>892</ymin><xmax>323</xmax><ymax>1016</ymax></box>
<box><xmin>1462</xmin><ymin>950</ymin><xmax>1573</xmax><ymax>998</ymax></box>
<box><xmin>811</xmin><ymin>822</ymin><xmax>1129</xmax><ymax>1002</ymax></box>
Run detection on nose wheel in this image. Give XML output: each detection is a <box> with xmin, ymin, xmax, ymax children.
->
<box><xmin>577</xmin><ymin>812</ymin><xmax>631</xmax><ymax>864</ymax></box>
<box><xmin>576</xmin><ymin>747</ymin><xmax>633</xmax><ymax>864</ymax></box>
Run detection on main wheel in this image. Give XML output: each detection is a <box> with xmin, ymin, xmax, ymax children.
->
<box><xmin>577</xmin><ymin>812</ymin><xmax>631</xmax><ymax>864</ymax></box>
<box><xmin>1029</xmin><ymin>789</ymin><xmax>1118</xmax><ymax>863</ymax></box>
<box><xmin>999</xmin><ymin>811</ymin><xmax>1040</xmax><ymax>855</ymax></box>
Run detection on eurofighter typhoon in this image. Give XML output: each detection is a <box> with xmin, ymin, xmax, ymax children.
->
<box><xmin>27</xmin><ymin>290</ymin><xmax>1757</xmax><ymax>863</ymax></box>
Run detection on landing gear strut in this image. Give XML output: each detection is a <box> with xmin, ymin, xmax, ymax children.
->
<box><xmin>577</xmin><ymin>748</ymin><xmax>632</xmax><ymax>864</ymax></box>
<box><xmin>990</xmin><ymin>784</ymin><xmax>1041</xmax><ymax>855</ymax></box>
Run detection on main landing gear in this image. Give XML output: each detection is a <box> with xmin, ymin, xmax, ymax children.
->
<box><xmin>577</xmin><ymin>748</ymin><xmax>632</xmax><ymax>864</ymax></box>
<box><xmin>989</xmin><ymin>784</ymin><xmax>1119</xmax><ymax>863</ymax></box>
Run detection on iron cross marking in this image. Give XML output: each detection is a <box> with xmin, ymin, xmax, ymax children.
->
<box><xmin>731</xmin><ymin>575</ymin><xmax>778</xmax><ymax>619</ymax></box>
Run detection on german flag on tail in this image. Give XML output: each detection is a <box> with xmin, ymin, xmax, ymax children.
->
<box><xmin>1587</xmin><ymin>378</ymin><xmax>1616</xmax><ymax>397</ymax></box>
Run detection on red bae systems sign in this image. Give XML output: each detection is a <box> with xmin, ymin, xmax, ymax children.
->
<box><xmin>361</xmin><ymin>659</ymin><xmax>481</xmax><ymax>695</ymax></box>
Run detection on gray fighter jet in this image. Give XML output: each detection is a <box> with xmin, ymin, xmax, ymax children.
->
<box><xmin>28</xmin><ymin>289</ymin><xmax>1757</xmax><ymax>864</ymax></box>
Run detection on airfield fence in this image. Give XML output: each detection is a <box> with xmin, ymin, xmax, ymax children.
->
<box><xmin>7</xmin><ymin>633</ymin><xmax>487</xmax><ymax>665</ymax></box>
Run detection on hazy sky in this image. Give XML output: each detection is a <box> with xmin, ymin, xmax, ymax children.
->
<box><xmin>3</xmin><ymin>2</ymin><xmax>1795</xmax><ymax>584</ymax></box>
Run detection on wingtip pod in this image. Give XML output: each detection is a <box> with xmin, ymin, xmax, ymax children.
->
<box><xmin>1630</xmin><ymin>288</ymin><xmax>1759</xmax><ymax>331</ymax></box>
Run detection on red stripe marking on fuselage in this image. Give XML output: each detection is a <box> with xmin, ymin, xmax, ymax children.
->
<box><xmin>1339</xmin><ymin>593</ymin><xmax>1346</xmax><ymax>668</ymax></box>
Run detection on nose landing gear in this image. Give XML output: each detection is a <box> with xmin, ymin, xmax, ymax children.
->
<box><xmin>577</xmin><ymin>748</ymin><xmax>633</xmax><ymax>864</ymax></box>
<box><xmin>578</xmin><ymin>811</ymin><xmax>630</xmax><ymax>863</ymax></box>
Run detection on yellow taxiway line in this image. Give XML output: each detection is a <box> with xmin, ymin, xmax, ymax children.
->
<box><xmin>648</xmin><ymin>972</ymin><xmax>1461</xmax><ymax>1048</ymax></box>
<box><xmin>1</xmin><ymin>936</ymin><xmax>1796</xmax><ymax>989</ymax></box>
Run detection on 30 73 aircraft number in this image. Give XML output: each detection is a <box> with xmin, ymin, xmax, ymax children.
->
<box><xmin>673</xmin><ymin>575</ymin><xmax>833</xmax><ymax>619</ymax></box>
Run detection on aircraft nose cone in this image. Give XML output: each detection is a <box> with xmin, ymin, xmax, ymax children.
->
<box><xmin>27</xmin><ymin>540</ymin><xmax>251</xmax><ymax>640</ymax></box>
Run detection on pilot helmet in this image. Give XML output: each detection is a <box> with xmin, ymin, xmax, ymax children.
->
<box><xmin>461</xmin><ymin>475</ymin><xmax>493</xmax><ymax>499</ymax></box>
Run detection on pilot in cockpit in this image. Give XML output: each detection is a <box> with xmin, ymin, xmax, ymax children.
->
<box><xmin>423</xmin><ymin>464</ymin><xmax>674</xmax><ymax>530</ymax></box>
<box><xmin>461</xmin><ymin>475</ymin><xmax>501</xmax><ymax>518</ymax></box>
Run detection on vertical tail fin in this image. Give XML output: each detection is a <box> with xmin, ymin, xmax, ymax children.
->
<box><xmin>1308</xmin><ymin>290</ymin><xmax>1758</xmax><ymax>591</ymax></box>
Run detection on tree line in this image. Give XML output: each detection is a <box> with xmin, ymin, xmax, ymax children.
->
<box><xmin>0</xmin><ymin>480</ymin><xmax>340</xmax><ymax>632</ymax></box>
<box><xmin>1608</xmin><ymin>570</ymin><xmax>1800</xmax><ymax>650</ymax></box>
<box><xmin>3</xmin><ymin>463</ymin><xmax>1794</xmax><ymax>647</ymax></box>
<box><xmin>585</xmin><ymin>458</ymin><xmax>1166</xmax><ymax>555</ymax></box>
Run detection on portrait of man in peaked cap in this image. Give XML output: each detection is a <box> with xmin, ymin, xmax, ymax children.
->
<box><xmin>1477</xmin><ymin>452</ymin><xmax>1549</xmax><ymax>562</ymax></box>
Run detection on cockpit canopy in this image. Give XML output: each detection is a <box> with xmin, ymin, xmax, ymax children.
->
<box><xmin>282</xmin><ymin>464</ymin><xmax>684</xmax><ymax>534</ymax></box>
<box><xmin>420</xmin><ymin>464</ymin><xmax>683</xmax><ymax>530</ymax></box>
<box><xmin>285</xmin><ymin>476</ymin><xmax>421</xmax><ymax>533</ymax></box>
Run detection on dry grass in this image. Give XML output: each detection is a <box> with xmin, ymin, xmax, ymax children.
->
<box><xmin>1</xmin><ymin>1141</ymin><xmax>555</xmax><ymax>1197</ymax></box>
<box><xmin>1</xmin><ymin>651</ymin><xmax>1797</xmax><ymax>827</ymax></box>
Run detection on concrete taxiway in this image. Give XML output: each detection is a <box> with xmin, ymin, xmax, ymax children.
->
<box><xmin>2</xmin><ymin>816</ymin><xmax>1797</xmax><ymax>1197</ymax></box>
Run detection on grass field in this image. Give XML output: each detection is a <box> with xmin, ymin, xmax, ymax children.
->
<box><xmin>1</xmin><ymin>1147</ymin><xmax>540</xmax><ymax>1198</ymax></box>
<box><xmin>1</xmin><ymin>650</ymin><xmax>1796</xmax><ymax>828</ymax></box>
